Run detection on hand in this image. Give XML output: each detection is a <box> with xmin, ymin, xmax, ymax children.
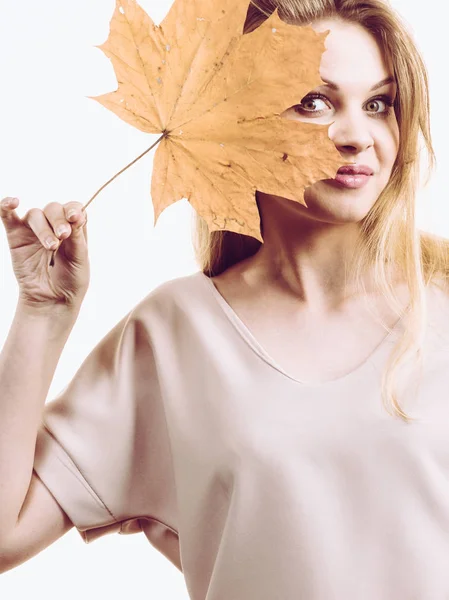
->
<box><xmin>1</xmin><ymin>197</ymin><xmax>90</xmax><ymax>313</ymax></box>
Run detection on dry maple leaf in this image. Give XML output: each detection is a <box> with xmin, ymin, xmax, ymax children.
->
<box><xmin>89</xmin><ymin>0</ymin><xmax>348</xmax><ymax>242</ymax></box>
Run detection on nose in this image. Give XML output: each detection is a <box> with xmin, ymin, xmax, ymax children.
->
<box><xmin>328</xmin><ymin>109</ymin><xmax>374</xmax><ymax>156</ymax></box>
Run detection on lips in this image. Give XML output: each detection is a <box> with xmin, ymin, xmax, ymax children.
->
<box><xmin>337</xmin><ymin>165</ymin><xmax>374</xmax><ymax>176</ymax></box>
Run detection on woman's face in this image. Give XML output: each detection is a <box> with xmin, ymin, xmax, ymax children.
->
<box><xmin>275</xmin><ymin>17</ymin><xmax>400</xmax><ymax>225</ymax></box>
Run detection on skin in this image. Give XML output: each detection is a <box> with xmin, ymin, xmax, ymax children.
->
<box><xmin>0</xmin><ymin>18</ymin><xmax>400</xmax><ymax>318</ymax></box>
<box><xmin>241</xmin><ymin>17</ymin><xmax>401</xmax><ymax>314</ymax></box>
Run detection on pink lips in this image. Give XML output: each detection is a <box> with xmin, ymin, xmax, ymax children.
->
<box><xmin>331</xmin><ymin>164</ymin><xmax>374</xmax><ymax>189</ymax></box>
<box><xmin>337</xmin><ymin>165</ymin><xmax>374</xmax><ymax>176</ymax></box>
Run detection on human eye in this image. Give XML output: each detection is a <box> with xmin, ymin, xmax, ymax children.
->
<box><xmin>292</xmin><ymin>93</ymin><xmax>395</xmax><ymax>119</ymax></box>
<box><xmin>293</xmin><ymin>93</ymin><xmax>330</xmax><ymax>117</ymax></box>
<box><xmin>365</xmin><ymin>94</ymin><xmax>395</xmax><ymax>118</ymax></box>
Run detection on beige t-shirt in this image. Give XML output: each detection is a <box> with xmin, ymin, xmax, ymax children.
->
<box><xmin>34</xmin><ymin>271</ymin><xmax>449</xmax><ymax>599</ymax></box>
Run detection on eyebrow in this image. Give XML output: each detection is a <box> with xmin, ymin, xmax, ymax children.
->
<box><xmin>320</xmin><ymin>75</ymin><xmax>396</xmax><ymax>92</ymax></box>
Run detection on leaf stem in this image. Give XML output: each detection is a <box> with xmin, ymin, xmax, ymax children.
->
<box><xmin>49</xmin><ymin>132</ymin><xmax>167</xmax><ymax>267</ymax></box>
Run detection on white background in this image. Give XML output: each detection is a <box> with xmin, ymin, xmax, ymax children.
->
<box><xmin>0</xmin><ymin>0</ymin><xmax>447</xmax><ymax>598</ymax></box>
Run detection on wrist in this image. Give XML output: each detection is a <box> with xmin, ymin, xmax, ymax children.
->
<box><xmin>15</xmin><ymin>300</ymin><xmax>82</xmax><ymax>328</ymax></box>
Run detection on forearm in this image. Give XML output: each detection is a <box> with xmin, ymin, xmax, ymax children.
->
<box><xmin>0</xmin><ymin>303</ymin><xmax>79</xmax><ymax>537</ymax></box>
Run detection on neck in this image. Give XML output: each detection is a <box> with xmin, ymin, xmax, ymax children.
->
<box><xmin>250</xmin><ymin>193</ymin><xmax>375</xmax><ymax>313</ymax></box>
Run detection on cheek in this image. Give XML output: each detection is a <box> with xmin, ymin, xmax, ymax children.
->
<box><xmin>382</xmin><ymin>118</ymin><xmax>400</xmax><ymax>162</ymax></box>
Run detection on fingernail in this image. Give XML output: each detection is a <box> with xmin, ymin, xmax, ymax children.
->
<box><xmin>56</xmin><ymin>225</ymin><xmax>69</xmax><ymax>237</ymax></box>
<box><xmin>45</xmin><ymin>237</ymin><xmax>58</xmax><ymax>249</ymax></box>
<box><xmin>67</xmin><ymin>210</ymin><xmax>77</xmax><ymax>220</ymax></box>
<box><xmin>2</xmin><ymin>199</ymin><xmax>11</xmax><ymax>208</ymax></box>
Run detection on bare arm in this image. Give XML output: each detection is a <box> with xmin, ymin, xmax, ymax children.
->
<box><xmin>0</xmin><ymin>303</ymin><xmax>80</xmax><ymax>542</ymax></box>
<box><xmin>0</xmin><ymin>196</ymin><xmax>90</xmax><ymax>570</ymax></box>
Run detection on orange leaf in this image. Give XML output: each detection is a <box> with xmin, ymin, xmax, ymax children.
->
<box><xmin>89</xmin><ymin>0</ymin><xmax>348</xmax><ymax>242</ymax></box>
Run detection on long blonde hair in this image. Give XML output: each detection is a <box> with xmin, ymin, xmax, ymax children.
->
<box><xmin>191</xmin><ymin>0</ymin><xmax>449</xmax><ymax>422</ymax></box>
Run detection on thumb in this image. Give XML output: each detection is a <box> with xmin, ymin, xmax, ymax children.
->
<box><xmin>60</xmin><ymin>211</ymin><xmax>89</xmax><ymax>265</ymax></box>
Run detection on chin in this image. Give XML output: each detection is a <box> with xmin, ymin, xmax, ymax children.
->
<box><xmin>302</xmin><ymin>182</ymin><xmax>380</xmax><ymax>216</ymax></box>
<box><xmin>289</xmin><ymin>196</ymin><xmax>375</xmax><ymax>225</ymax></box>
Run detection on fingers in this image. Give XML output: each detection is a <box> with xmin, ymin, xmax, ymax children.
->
<box><xmin>23</xmin><ymin>207</ymin><xmax>61</xmax><ymax>250</ymax></box>
<box><xmin>1</xmin><ymin>198</ymin><xmax>88</xmax><ymax>251</ymax></box>
<box><xmin>0</xmin><ymin>197</ymin><xmax>22</xmax><ymax>232</ymax></box>
<box><xmin>63</xmin><ymin>202</ymin><xmax>88</xmax><ymax>228</ymax></box>
<box><xmin>61</xmin><ymin>202</ymin><xmax>88</xmax><ymax>247</ymax></box>
<box><xmin>45</xmin><ymin>203</ymin><xmax>71</xmax><ymax>243</ymax></box>
<box><xmin>20</xmin><ymin>200</ymin><xmax>87</xmax><ymax>251</ymax></box>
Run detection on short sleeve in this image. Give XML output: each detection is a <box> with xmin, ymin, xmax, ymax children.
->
<box><xmin>33</xmin><ymin>302</ymin><xmax>178</xmax><ymax>545</ymax></box>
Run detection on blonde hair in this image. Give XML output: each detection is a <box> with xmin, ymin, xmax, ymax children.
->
<box><xmin>191</xmin><ymin>0</ymin><xmax>449</xmax><ymax>422</ymax></box>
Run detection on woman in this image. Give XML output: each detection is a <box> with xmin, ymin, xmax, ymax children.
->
<box><xmin>1</xmin><ymin>0</ymin><xmax>448</xmax><ymax>598</ymax></box>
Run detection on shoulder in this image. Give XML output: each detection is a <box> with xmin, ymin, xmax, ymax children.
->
<box><xmin>424</xmin><ymin>278</ymin><xmax>449</xmax><ymax>345</ymax></box>
<box><xmin>428</xmin><ymin>277</ymin><xmax>449</xmax><ymax>308</ymax></box>
<box><xmin>130</xmin><ymin>271</ymin><xmax>209</xmax><ymax>323</ymax></box>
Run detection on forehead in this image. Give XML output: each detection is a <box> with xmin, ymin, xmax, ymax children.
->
<box><xmin>310</xmin><ymin>18</ymin><xmax>395</xmax><ymax>90</ymax></box>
